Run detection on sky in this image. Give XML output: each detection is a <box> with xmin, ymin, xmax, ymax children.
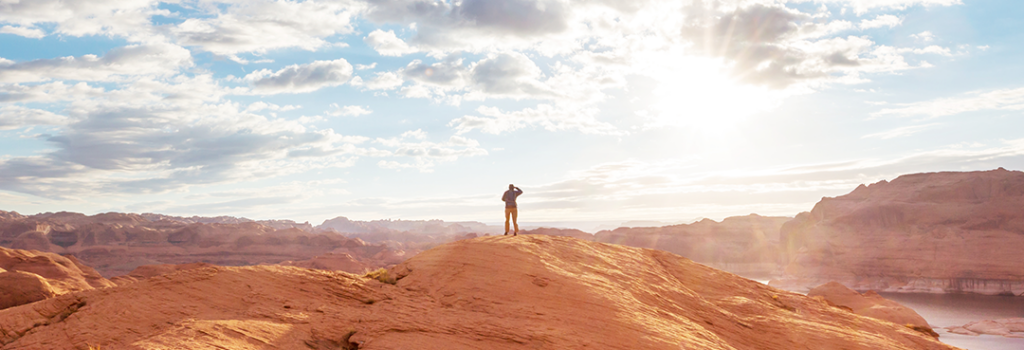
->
<box><xmin>1</xmin><ymin>0</ymin><xmax>1023</xmax><ymax>229</ymax></box>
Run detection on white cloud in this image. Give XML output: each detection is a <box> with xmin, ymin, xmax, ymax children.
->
<box><xmin>911</xmin><ymin>31</ymin><xmax>936</xmax><ymax>42</ymax></box>
<box><xmin>0</xmin><ymin>82</ymin><xmax>105</xmax><ymax>103</ymax></box>
<box><xmin>0</xmin><ymin>43</ymin><xmax>193</xmax><ymax>83</ymax></box>
<box><xmin>364</xmin><ymin>29</ymin><xmax>418</xmax><ymax>56</ymax></box>
<box><xmin>815</xmin><ymin>0</ymin><xmax>962</xmax><ymax>14</ymax></box>
<box><xmin>0</xmin><ymin>0</ymin><xmax>162</xmax><ymax>41</ymax></box>
<box><xmin>679</xmin><ymin>3</ymin><xmax>923</xmax><ymax>88</ymax></box>
<box><xmin>172</xmin><ymin>0</ymin><xmax>361</xmax><ymax>55</ymax></box>
<box><xmin>245</xmin><ymin>101</ymin><xmax>300</xmax><ymax>113</ymax></box>
<box><xmin>899</xmin><ymin>45</ymin><xmax>952</xmax><ymax>56</ymax></box>
<box><xmin>363</xmin><ymin>0</ymin><xmax>572</xmax><ymax>52</ymax></box>
<box><xmin>373</xmin><ymin>130</ymin><xmax>487</xmax><ymax>172</ymax></box>
<box><xmin>351</xmin><ymin>71</ymin><xmax>404</xmax><ymax>90</ymax></box>
<box><xmin>328</xmin><ymin>104</ymin><xmax>373</xmax><ymax>117</ymax></box>
<box><xmin>862</xmin><ymin>123</ymin><xmax>941</xmax><ymax>139</ymax></box>
<box><xmin>0</xmin><ymin>106</ymin><xmax>69</xmax><ymax>130</ymax></box>
<box><xmin>449</xmin><ymin>104</ymin><xmax>621</xmax><ymax>135</ymax></box>
<box><xmin>0</xmin><ymin>25</ymin><xmax>46</xmax><ymax>38</ymax></box>
<box><xmin>355</xmin><ymin>62</ymin><xmax>377</xmax><ymax>70</ymax></box>
<box><xmin>0</xmin><ymin>81</ymin><xmax>370</xmax><ymax>198</ymax></box>
<box><xmin>872</xmin><ymin>87</ymin><xmax>1024</xmax><ymax>119</ymax></box>
<box><xmin>860</xmin><ymin>15</ymin><xmax>902</xmax><ymax>29</ymax></box>
<box><xmin>244</xmin><ymin>59</ymin><xmax>353</xmax><ymax>94</ymax></box>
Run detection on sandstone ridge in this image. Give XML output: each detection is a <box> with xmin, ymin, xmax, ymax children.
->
<box><xmin>0</xmin><ymin>246</ymin><xmax>114</xmax><ymax>310</ymax></box>
<box><xmin>807</xmin><ymin>281</ymin><xmax>933</xmax><ymax>336</ymax></box>
<box><xmin>0</xmin><ymin>235</ymin><xmax>955</xmax><ymax>349</ymax></box>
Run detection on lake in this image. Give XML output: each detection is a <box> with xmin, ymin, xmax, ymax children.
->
<box><xmin>878</xmin><ymin>293</ymin><xmax>1024</xmax><ymax>350</ymax></box>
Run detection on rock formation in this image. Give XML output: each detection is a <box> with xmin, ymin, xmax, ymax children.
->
<box><xmin>594</xmin><ymin>214</ymin><xmax>791</xmax><ymax>278</ymax></box>
<box><xmin>807</xmin><ymin>281</ymin><xmax>934</xmax><ymax>336</ymax></box>
<box><xmin>519</xmin><ymin>227</ymin><xmax>593</xmax><ymax>240</ymax></box>
<box><xmin>945</xmin><ymin>318</ymin><xmax>1024</xmax><ymax>338</ymax></box>
<box><xmin>0</xmin><ymin>246</ymin><xmax>114</xmax><ymax>310</ymax></box>
<box><xmin>773</xmin><ymin>168</ymin><xmax>1024</xmax><ymax>295</ymax></box>
<box><xmin>0</xmin><ymin>211</ymin><xmax>408</xmax><ymax>278</ymax></box>
<box><xmin>0</xmin><ymin>235</ymin><xmax>953</xmax><ymax>349</ymax></box>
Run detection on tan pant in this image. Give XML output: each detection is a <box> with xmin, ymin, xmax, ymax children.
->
<box><xmin>504</xmin><ymin>207</ymin><xmax>518</xmax><ymax>233</ymax></box>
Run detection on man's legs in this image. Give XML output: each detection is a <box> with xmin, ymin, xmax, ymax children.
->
<box><xmin>504</xmin><ymin>208</ymin><xmax>512</xmax><ymax>234</ymax></box>
<box><xmin>511</xmin><ymin>208</ymin><xmax>519</xmax><ymax>235</ymax></box>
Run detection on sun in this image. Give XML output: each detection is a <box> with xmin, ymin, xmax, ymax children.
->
<box><xmin>645</xmin><ymin>56</ymin><xmax>782</xmax><ymax>133</ymax></box>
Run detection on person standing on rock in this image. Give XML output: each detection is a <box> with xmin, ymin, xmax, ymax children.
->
<box><xmin>502</xmin><ymin>184</ymin><xmax>523</xmax><ymax>236</ymax></box>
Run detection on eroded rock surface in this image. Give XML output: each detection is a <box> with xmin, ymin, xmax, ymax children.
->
<box><xmin>0</xmin><ymin>212</ymin><xmax>407</xmax><ymax>277</ymax></box>
<box><xmin>945</xmin><ymin>318</ymin><xmax>1024</xmax><ymax>338</ymax></box>
<box><xmin>0</xmin><ymin>236</ymin><xmax>955</xmax><ymax>350</ymax></box>
<box><xmin>0</xmin><ymin>246</ymin><xmax>114</xmax><ymax>310</ymax></box>
<box><xmin>773</xmin><ymin>168</ymin><xmax>1024</xmax><ymax>294</ymax></box>
<box><xmin>808</xmin><ymin>281</ymin><xmax>934</xmax><ymax>337</ymax></box>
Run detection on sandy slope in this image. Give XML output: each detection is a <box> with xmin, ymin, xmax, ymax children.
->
<box><xmin>0</xmin><ymin>235</ymin><xmax>957</xmax><ymax>349</ymax></box>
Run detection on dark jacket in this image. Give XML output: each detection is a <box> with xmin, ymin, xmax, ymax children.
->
<box><xmin>502</xmin><ymin>188</ymin><xmax>523</xmax><ymax>208</ymax></box>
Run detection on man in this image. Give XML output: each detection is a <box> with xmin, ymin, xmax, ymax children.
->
<box><xmin>502</xmin><ymin>184</ymin><xmax>523</xmax><ymax>236</ymax></box>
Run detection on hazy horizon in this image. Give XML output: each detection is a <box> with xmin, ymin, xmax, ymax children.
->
<box><xmin>2</xmin><ymin>1</ymin><xmax>1023</xmax><ymax>227</ymax></box>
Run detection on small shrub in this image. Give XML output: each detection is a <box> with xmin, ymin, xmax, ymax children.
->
<box><xmin>363</xmin><ymin>268</ymin><xmax>396</xmax><ymax>285</ymax></box>
<box><xmin>905</xmin><ymin>324</ymin><xmax>940</xmax><ymax>338</ymax></box>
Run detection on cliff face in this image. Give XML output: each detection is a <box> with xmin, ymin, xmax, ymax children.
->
<box><xmin>594</xmin><ymin>214</ymin><xmax>791</xmax><ymax>277</ymax></box>
<box><xmin>0</xmin><ymin>212</ymin><xmax>408</xmax><ymax>278</ymax></box>
<box><xmin>773</xmin><ymin>168</ymin><xmax>1024</xmax><ymax>295</ymax></box>
<box><xmin>0</xmin><ymin>235</ymin><xmax>953</xmax><ymax>350</ymax></box>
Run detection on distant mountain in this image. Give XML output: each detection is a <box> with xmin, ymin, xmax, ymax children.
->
<box><xmin>772</xmin><ymin>168</ymin><xmax>1024</xmax><ymax>295</ymax></box>
<box><xmin>0</xmin><ymin>211</ymin><xmax>407</xmax><ymax>278</ymax></box>
<box><xmin>593</xmin><ymin>214</ymin><xmax>792</xmax><ymax>278</ymax></box>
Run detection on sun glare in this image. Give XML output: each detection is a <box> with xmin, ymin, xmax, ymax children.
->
<box><xmin>646</xmin><ymin>56</ymin><xmax>782</xmax><ymax>133</ymax></box>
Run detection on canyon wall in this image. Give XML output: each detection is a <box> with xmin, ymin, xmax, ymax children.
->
<box><xmin>0</xmin><ymin>212</ymin><xmax>411</xmax><ymax>277</ymax></box>
<box><xmin>772</xmin><ymin>168</ymin><xmax>1024</xmax><ymax>295</ymax></box>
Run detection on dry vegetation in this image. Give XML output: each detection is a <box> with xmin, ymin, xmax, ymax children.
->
<box><xmin>363</xmin><ymin>267</ymin><xmax>396</xmax><ymax>284</ymax></box>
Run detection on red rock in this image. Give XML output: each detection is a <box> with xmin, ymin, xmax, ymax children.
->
<box><xmin>0</xmin><ymin>212</ymin><xmax>406</xmax><ymax>278</ymax></box>
<box><xmin>0</xmin><ymin>271</ymin><xmax>58</xmax><ymax>309</ymax></box>
<box><xmin>775</xmin><ymin>168</ymin><xmax>1024</xmax><ymax>294</ymax></box>
<box><xmin>0</xmin><ymin>235</ymin><xmax>953</xmax><ymax>350</ymax></box>
<box><xmin>520</xmin><ymin>227</ymin><xmax>594</xmax><ymax>240</ymax></box>
<box><xmin>0</xmin><ymin>246</ymin><xmax>114</xmax><ymax>309</ymax></box>
<box><xmin>808</xmin><ymin>281</ymin><xmax>933</xmax><ymax>336</ymax></box>
<box><xmin>281</xmin><ymin>253</ymin><xmax>369</xmax><ymax>273</ymax></box>
<box><xmin>945</xmin><ymin>318</ymin><xmax>1024</xmax><ymax>338</ymax></box>
<box><xmin>594</xmin><ymin>214</ymin><xmax>790</xmax><ymax>277</ymax></box>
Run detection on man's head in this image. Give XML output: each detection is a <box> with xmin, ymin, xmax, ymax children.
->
<box><xmin>509</xmin><ymin>184</ymin><xmax>515</xmax><ymax>190</ymax></box>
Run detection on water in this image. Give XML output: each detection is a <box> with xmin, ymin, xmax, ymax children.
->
<box><xmin>878</xmin><ymin>293</ymin><xmax>1024</xmax><ymax>350</ymax></box>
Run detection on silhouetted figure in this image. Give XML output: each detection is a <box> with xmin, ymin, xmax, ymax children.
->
<box><xmin>502</xmin><ymin>184</ymin><xmax>523</xmax><ymax>236</ymax></box>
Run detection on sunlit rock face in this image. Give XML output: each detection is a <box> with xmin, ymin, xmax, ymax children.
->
<box><xmin>594</xmin><ymin>214</ymin><xmax>791</xmax><ymax>278</ymax></box>
<box><xmin>0</xmin><ymin>212</ymin><xmax>407</xmax><ymax>278</ymax></box>
<box><xmin>0</xmin><ymin>246</ymin><xmax>114</xmax><ymax>310</ymax></box>
<box><xmin>772</xmin><ymin>168</ymin><xmax>1024</xmax><ymax>295</ymax></box>
<box><xmin>808</xmin><ymin>281</ymin><xmax>933</xmax><ymax>336</ymax></box>
<box><xmin>0</xmin><ymin>236</ymin><xmax>954</xmax><ymax>350</ymax></box>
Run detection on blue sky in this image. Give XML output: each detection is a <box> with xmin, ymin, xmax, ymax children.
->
<box><xmin>1</xmin><ymin>0</ymin><xmax>1023</xmax><ymax>228</ymax></box>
